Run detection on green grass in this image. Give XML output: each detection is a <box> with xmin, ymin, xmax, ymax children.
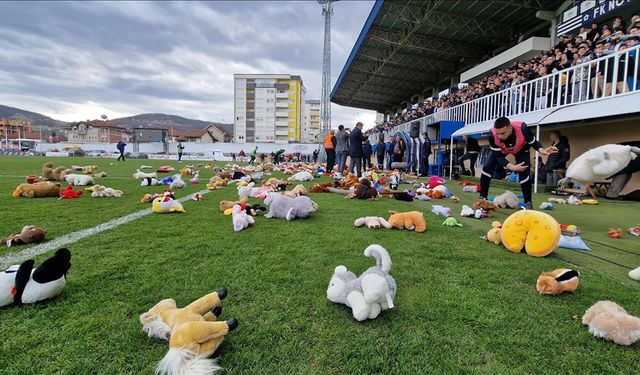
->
<box><xmin>0</xmin><ymin>156</ymin><xmax>639</xmax><ymax>374</ymax></box>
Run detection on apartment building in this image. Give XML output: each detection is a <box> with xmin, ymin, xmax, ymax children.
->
<box><xmin>234</xmin><ymin>74</ymin><xmax>306</xmax><ymax>143</ymax></box>
<box><xmin>66</xmin><ymin>120</ymin><xmax>130</xmax><ymax>143</ymax></box>
<box><xmin>301</xmin><ymin>99</ymin><xmax>320</xmax><ymax>143</ymax></box>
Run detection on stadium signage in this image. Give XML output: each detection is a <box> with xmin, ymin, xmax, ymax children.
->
<box><xmin>556</xmin><ymin>0</ymin><xmax>633</xmax><ymax>35</ymax></box>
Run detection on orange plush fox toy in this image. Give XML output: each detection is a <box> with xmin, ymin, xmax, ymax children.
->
<box><xmin>536</xmin><ymin>269</ymin><xmax>580</xmax><ymax>295</ymax></box>
<box><xmin>140</xmin><ymin>288</ymin><xmax>238</xmax><ymax>375</ymax></box>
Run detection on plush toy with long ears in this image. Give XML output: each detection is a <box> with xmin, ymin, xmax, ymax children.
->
<box><xmin>536</xmin><ymin>269</ymin><xmax>579</xmax><ymax>295</ymax></box>
<box><xmin>0</xmin><ymin>248</ymin><xmax>71</xmax><ymax>307</ymax></box>
<box><xmin>140</xmin><ymin>288</ymin><xmax>238</xmax><ymax>375</ymax></box>
<box><xmin>354</xmin><ymin>217</ymin><xmax>392</xmax><ymax>229</ymax></box>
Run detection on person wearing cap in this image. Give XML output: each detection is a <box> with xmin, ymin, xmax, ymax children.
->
<box><xmin>479</xmin><ymin>117</ymin><xmax>557</xmax><ymax>210</ymax></box>
<box><xmin>458</xmin><ymin>134</ymin><xmax>481</xmax><ymax>177</ymax></box>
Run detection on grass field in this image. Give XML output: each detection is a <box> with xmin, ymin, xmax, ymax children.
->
<box><xmin>0</xmin><ymin>156</ymin><xmax>639</xmax><ymax>374</ymax></box>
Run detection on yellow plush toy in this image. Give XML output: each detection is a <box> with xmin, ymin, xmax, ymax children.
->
<box><xmin>283</xmin><ymin>184</ymin><xmax>308</xmax><ymax>198</ymax></box>
<box><xmin>483</xmin><ymin>221</ymin><xmax>503</xmax><ymax>245</ymax></box>
<box><xmin>152</xmin><ymin>197</ymin><xmax>185</xmax><ymax>213</ymax></box>
<box><xmin>140</xmin><ymin>288</ymin><xmax>238</xmax><ymax>375</ymax></box>
<box><xmin>387</xmin><ymin>210</ymin><xmax>427</xmax><ymax>233</ymax></box>
<box><xmin>500</xmin><ymin>210</ymin><xmax>560</xmax><ymax>257</ymax></box>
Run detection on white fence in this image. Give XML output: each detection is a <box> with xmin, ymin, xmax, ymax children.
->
<box><xmin>380</xmin><ymin>43</ymin><xmax>640</xmax><ymax>135</ymax></box>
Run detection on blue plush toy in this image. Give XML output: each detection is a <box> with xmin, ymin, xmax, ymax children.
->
<box><xmin>161</xmin><ymin>176</ymin><xmax>174</xmax><ymax>185</ymax></box>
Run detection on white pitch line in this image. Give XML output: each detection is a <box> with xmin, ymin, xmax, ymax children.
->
<box><xmin>0</xmin><ymin>189</ymin><xmax>212</xmax><ymax>268</ymax></box>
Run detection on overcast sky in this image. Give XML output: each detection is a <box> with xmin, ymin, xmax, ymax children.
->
<box><xmin>0</xmin><ymin>1</ymin><xmax>377</xmax><ymax>128</ymax></box>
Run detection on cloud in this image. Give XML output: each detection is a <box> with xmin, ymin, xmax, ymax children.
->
<box><xmin>0</xmin><ymin>1</ymin><xmax>377</xmax><ymax>129</ymax></box>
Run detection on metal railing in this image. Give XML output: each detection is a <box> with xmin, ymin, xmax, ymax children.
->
<box><xmin>374</xmin><ymin>43</ymin><xmax>640</xmax><ymax>138</ymax></box>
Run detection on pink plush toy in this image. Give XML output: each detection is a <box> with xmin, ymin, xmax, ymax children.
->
<box><xmin>232</xmin><ymin>204</ymin><xmax>255</xmax><ymax>232</ymax></box>
<box><xmin>427</xmin><ymin>176</ymin><xmax>445</xmax><ymax>189</ymax></box>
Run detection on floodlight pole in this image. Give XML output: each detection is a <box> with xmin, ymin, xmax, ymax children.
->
<box><xmin>318</xmin><ymin>0</ymin><xmax>335</xmax><ymax>139</ymax></box>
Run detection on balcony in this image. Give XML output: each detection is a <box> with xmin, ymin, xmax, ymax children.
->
<box><xmin>276</xmin><ymin>92</ymin><xmax>289</xmax><ymax>98</ymax></box>
<box><xmin>275</xmin><ymin>129</ymin><xmax>289</xmax><ymax>136</ymax></box>
<box><xmin>275</xmin><ymin>111</ymin><xmax>289</xmax><ymax>117</ymax></box>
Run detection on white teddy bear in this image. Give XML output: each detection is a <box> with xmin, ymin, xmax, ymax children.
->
<box><xmin>232</xmin><ymin>204</ymin><xmax>255</xmax><ymax>232</ymax></box>
<box><xmin>493</xmin><ymin>190</ymin><xmax>520</xmax><ymax>209</ymax></box>
<box><xmin>327</xmin><ymin>244</ymin><xmax>397</xmax><ymax>321</ymax></box>
<box><xmin>169</xmin><ymin>174</ymin><xmax>185</xmax><ymax>189</ymax></box>
<box><xmin>561</xmin><ymin>144</ymin><xmax>640</xmax><ymax>186</ymax></box>
<box><xmin>353</xmin><ymin>217</ymin><xmax>392</xmax><ymax>229</ymax></box>
<box><xmin>287</xmin><ymin>171</ymin><xmax>314</xmax><ymax>182</ymax></box>
<box><xmin>64</xmin><ymin>173</ymin><xmax>94</xmax><ymax>186</ymax></box>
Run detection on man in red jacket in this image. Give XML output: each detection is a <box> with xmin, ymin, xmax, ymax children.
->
<box><xmin>479</xmin><ymin>117</ymin><xmax>557</xmax><ymax>209</ymax></box>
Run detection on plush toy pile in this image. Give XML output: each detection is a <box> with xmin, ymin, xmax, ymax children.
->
<box><xmin>327</xmin><ymin>244</ymin><xmax>397</xmax><ymax>321</ymax></box>
<box><xmin>0</xmin><ymin>248</ymin><xmax>71</xmax><ymax>307</ymax></box>
<box><xmin>140</xmin><ymin>288</ymin><xmax>238</xmax><ymax>374</ymax></box>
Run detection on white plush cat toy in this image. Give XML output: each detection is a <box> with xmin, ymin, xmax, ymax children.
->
<box><xmin>0</xmin><ymin>248</ymin><xmax>72</xmax><ymax>307</ymax></box>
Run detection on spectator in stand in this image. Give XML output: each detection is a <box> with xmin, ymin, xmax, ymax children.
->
<box><xmin>335</xmin><ymin>125</ymin><xmax>350</xmax><ymax>173</ymax></box>
<box><xmin>348</xmin><ymin>122</ymin><xmax>367</xmax><ymax>177</ymax></box>
<box><xmin>324</xmin><ymin>130</ymin><xmax>336</xmax><ymax>173</ymax></box>
<box><xmin>571</xmin><ymin>45</ymin><xmax>593</xmax><ymax>102</ymax></box>
<box><xmin>458</xmin><ymin>135</ymin><xmax>481</xmax><ymax>177</ymax></box>
<box><xmin>362</xmin><ymin>139</ymin><xmax>372</xmax><ymax>170</ymax></box>
<box><xmin>544</xmin><ymin>130</ymin><xmax>570</xmax><ymax>187</ymax></box>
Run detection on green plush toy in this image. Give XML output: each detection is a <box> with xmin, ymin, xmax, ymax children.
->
<box><xmin>442</xmin><ymin>217</ymin><xmax>462</xmax><ymax>227</ymax></box>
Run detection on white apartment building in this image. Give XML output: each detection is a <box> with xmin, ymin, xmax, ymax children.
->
<box><xmin>234</xmin><ymin>74</ymin><xmax>306</xmax><ymax>144</ymax></box>
<box><xmin>301</xmin><ymin>99</ymin><xmax>320</xmax><ymax>143</ymax></box>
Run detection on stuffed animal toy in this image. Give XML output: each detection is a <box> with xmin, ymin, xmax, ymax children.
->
<box><xmin>548</xmin><ymin>197</ymin><xmax>567</xmax><ymax>204</ymax></box>
<box><xmin>560</xmin><ymin>144</ymin><xmax>640</xmax><ymax>187</ymax></box>
<box><xmin>431</xmin><ymin>205</ymin><xmax>452</xmax><ymax>217</ymax></box>
<box><xmin>53</xmin><ymin>166</ymin><xmax>70</xmax><ymax>181</ymax></box>
<box><xmin>387</xmin><ymin>211</ymin><xmax>427</xmax><ymax>233</ymax></box>
<box><xmin>493</xmin><ymin>190</ymin><xmax>520</xmax><ymax>209</ymax></box>
<box><xmin>582</xmin><ymin>301</ymin><xmax>640</xmax><ymax>346</ymax></box>
<box><xmin>567</xmin><ymin>195</ymin><xmax>582</xmax><ymax>205</ymax></box>
<box><xmin>581</xmin><ymin>199</ymin><xmax>599</xmax><ymax>205</ymax></box>
<box><xmin>1</xmin><ymin>225</ymin><xmax>47</xmax><ymax>247</ymax></box>
<box><xmin>232</xmin><ymin>204</ymin><xmax>255</xmax><ymax>232</ymax></box>
<box><xmin>0</xmin><ymin>248</ymin><xmax>71</xmax><ymax>307</ymax></box>
<box><xmin>13</xmin><ymin>182</ymin><xmax>61</xmax><ymax>198</ymax></box>
<box><xmin>460</xmin><ymin>205</ymin><xmax>475</xmax><ymax>217</ymax></box>
<box><xmin>608</xmin><ymin>228</ymin><xmax>622</xmax><ymax>238</ymax></box>
<box><xmin>629</xmin><ymin>266</ymin><xmax>640</xmax><ymax>281</ymax></box>
<box><xmin>347</xmin><ymin>178</ymin><xmax>379</xmax><ymax>200</ymax></box>
<box><xmin>427</xmin><ymin>175</ymin><xmax>445</xmax><ymax>189</ymax></box>
<box><xmin>414</xmin><ymin>187</ymin><xmax>431</xmax><ymax>201</ymax></box>
<box><xmin>426</xmin><ymin>189</ymin><xmax>444</xmax><ymax>200</ymax></box>
<box><xmin>389</xmin><ymin>191</ymin><xmax>413</xmax><ymax>202</ymax></box>
<box><xmin>169</xmin><ymin>174</ymin><xmax>186</xmax><ymax>190</ymax></box>
<box><xmin>88</xmin><ymin>184</ymin><xmax>123</xmax><ymax>198</ymax></box>
<box><xmin>152</xmin><ymin>196</ymin><xmax>185</xmax><ymax>214</ymax></box>
<box><xmin>462</xmin><ymin>185</ymin><xmax>479</xmax><ymax>193</ymax></box>
<box><xmin>219</xmin><ymin>196</ymin><xmax>248</xmax><ymax>212</ymax></box>
<box><xmin>59</xmin><ymin>185</ymin><xmax>83</xmax><ymax>199</ymax></box>
<box><xmin>450</xmin><ymin>195</ymin><xmax>459</xmax><ymax>203</ymax></box>
<box><xmin>141</xmin><ymin>193</ymin><xmax>162</xmax><ymax>203</ymax></box>
<box><xmin>500</xmin><ymin>210</ymin><xmax>561</xmax><ymax>257</ymax></box>
<box><xmin>189</xmin><ymin>173</ymin><xmax>200</xmax><ymax>184</ymax></box>
<box><xmin>473</xmin><ymin>199</ymin><xmax>497</xmax><ymax>212</ymax></box>
<box><xmin>287</xmin><ymin>171</ymin><xmax>314</xmax><ymax>182</ymax></box>
<box><xmin>483</xmin><ymin>221</ymin><xmax>503</xmax><ymax>244</ymax></box>
<box><xmin>133</xmin><ymin>170</ymin><xmax>157</xmax><ymax>180</ymax></box>
<box><xmin>263</xmin><ymin>193</ymin><xmax>317</xmax><ymax>221</ymax></box>
<box><xmin>630</xmin><ymin>227</ymin><xmax>640</xmax><ymax>237</ymax></box>
<box><xmin>474</xmin><ymin>208</ymin><xmax>489</xmax><ymax>219</ymax></box>
<box><xmin>179</xmin><ymin>166</ymin><xmax>195</xmax><ymax>176</ymax></box>
<box><xmin>326</xmin><ymin>244</ymin><xmax>397</xmax><ymax>321</ymax></box>
<box><xmin>161</xmin><ymin>176</ymin><xmax>174</xmax><ymax>185</ymax></box>
<box><xmin>192</xmin><ymin>193</ymin><xmax>202</xmax><ymax>201</ymax></box>
<box><xmin>539</xmin><ymin>202</ymin><xmax>555</xmax><ymax>210</ymax></box>
<box><xmin>42</xmin><ymin>162</ymin><xmax>55</xmax><ymax>181</ymax></box>
<box><xmin>354</xmin><ymin>217</ymin><xmax>392</xmax><ymax>229</ymax></box>
<box><xmin>283</xmin><ymin>184</ymin><xmax>308</xmax><ymax>199</ymax></box>
<box><xmin>536</xmin><ymin>269</ymin><xmax>579</xmax><ymax>295</ymax></box>
<box><xmin>309</xmin><ymin>182</ymin><xmax>332</xmax><ymax>193</ymax></box>
<box><xmin>64</xmin><ymin>174</ymin><xmax>94</xmax><ymax>186</ymax></box>
<box><xmin>139</xmin><ymin>288</ymin><xmax>238</xmax><ymax>374</ymax></box>
<box><xmin>25</xmin><ymin>175</ymin><xmax>41</xmax><ymax>184</ymax></box>
<box><xmin>389</xmin><ymin>172</ymin><xmax>400</xmax><ymax>190</ymax></box>
<box><xmin>92</xmin><ymin>171</ymin><xmax>108</xmax><ymax>178</ymax></box>
<box><xmin>442</xmin><ymin>217</ymin><xmax>462</xmax><ymax>227</ymax></box>
<box><xmin>237</xmin><ymin>182</ymin><xmax>255</xmax><ymax>197</ymax></box>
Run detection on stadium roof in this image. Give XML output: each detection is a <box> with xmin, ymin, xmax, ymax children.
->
<box><xmin>331</xmin><ymin>0</ymin><xmax>564</xmax><ymax>112</ymax></box>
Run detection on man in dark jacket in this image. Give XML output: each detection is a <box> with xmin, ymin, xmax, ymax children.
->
<box><xmin>116</xmin><ymin>141</ymin><xmax>126</xmax><ymax>161</ymax></box>
<box><xmin>545</xmin><ymin>130</ymin><xmax>570</xmax><ymax>186</ymax></box>
<box><xmin>376</xmin><ymin>137</ymin><xmax>386</xmax><ymax>170</ymax></box>
<box><xmin>348</xmin><ymin>122</ymin><xmax>367</xmax><ymax>177</ymax></box>
<box><xmin>419</xmin><ymin>132</ymin><xmax>432</xmax><ymax>177</ymax></box>
<box><xmin>458</xmin><ymin>135</ymin><xmax>481</xmax><ymax>176</ymax></box>
<box><xmin>605</xmin><ymin>140</ymin><xmax>640</xmax><ymax>200</ymax></box>
<box><xmin>362</xmin><ymin>140</ymin><xmax>373</xmax><ymax>170</ymax></box>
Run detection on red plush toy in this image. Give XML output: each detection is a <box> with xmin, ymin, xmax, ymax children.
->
<box><xmin>608</xmin><ymin>228</ymin><xmax>622</xmax><ymax>239</ymax></box>
<box><xmin>427</xmin><ymin>176</ymin><xmax>445</xmax><ymax>189</ymax></box>
<box><xmin>59</xmin><ymin>185</ymin><xmax>83</xmax><ymax>199</ymax></box>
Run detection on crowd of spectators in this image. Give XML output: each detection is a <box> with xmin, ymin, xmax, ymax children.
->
<box><xmin>365</xmin><ymin>14</ymin><xmax>640</xmax><ymax>137</ymax></box>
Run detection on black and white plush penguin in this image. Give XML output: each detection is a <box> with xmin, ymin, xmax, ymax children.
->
<box><xmin>0</xmin><ymin>248</ymin><xmax>71</xmax><ymax>307</ymax></box>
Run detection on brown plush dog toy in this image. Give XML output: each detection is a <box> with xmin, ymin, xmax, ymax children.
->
<box><xmin>1</xmin><ymin>225</ymin><xmax>47</xmax><ymax>247</ymax></box>
<box><xmin>13</xmin><ymin>182</ymin><xmax>61</xmax><ymax>198</ymax></box>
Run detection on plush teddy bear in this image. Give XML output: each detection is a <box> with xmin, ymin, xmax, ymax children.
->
<box><xmin>152</xmin><ymin>196</ymin><xmax>185</xmax><ymax>213</ymax></box>
<box><xmin>169</xmin><ymin>174</ymin><xmax>186</xmax><ymax>189</ymax></box>
<box><xmin>13</xmin><ymin>182</ymin><xmax>61</xmax><ymax>198</ymax></box>
<box><xmin>0</xmin><ymin>248</ymin><xmax>71</xmax><ymax>307</ymax></box>
<box><xmin>460</xmin><ymin>205</ymin><xmax>475</xmax><ymax>217</ymax></box>
<box><xmin>237</xmin><ymin>182</ymin><xmax>255</xmax><ymax>197</ymax></box>
<box><xmin>493</xmin><ymin>190</ymin><xmax>520</xmax><ymax>209</ymax></box>
<box><xmin>89</xmin><ymin>184</ymin><xmax>123</xmax><ymax>198</ymax></box>
<box><xmin>133</xmin><ymin>170</ymin><xmax>157</xmax><ymax>180</ymax></box>
<box><xmin>140</xmin><ymin>288</ymin><xmax>238</xmax><ymax>374</ymax></box>
<box><xmin>263</xmin><ymin>193</ymin><xmax>317</xmax><ymax>221</ymax></box>
<box><xmin>287</xmin><ymin>171</ymin><xmax>314</xmax><ymax>182</ymax></box>
<box><xmin>327</xmin><ymin>244</ymin><xmax>397</xmax><ymax>321</ymax></box>
<box><xmin>582</xmin><ymin>301</ymin><xmax>640</xmax><ymax>346</ymax></box>
<box><xmin>560</xmin><ymin>144</ymin><xmax>640</xmax><ymax>187</ymax></box>
<box><xmin>431</xmin><ymin>205</ymin><xmax>452</xmax><ymax>217</ymax></box>
<box><xmin>473</xmin><ymin>199</ymin><xmax>497</xmax><ymax>212</ymax></box>
<box><xmin>414</xmin><ymin>187</ymin><xmax>431</xmax><ymax>201</ymax></box>
<box><xmin>354</xmin><ymin>217</ymin><xmax>392</xmax><ymax>229</ymax></box>
<box><xmin>536</xmin><ymin>269</ymin><xmax>579</xmax><ymax>295</ymax></box>
<box><xmin>232</xmin><ymin>204</ymin><xmax>255</xmax><ymax>232</ymax></box>
<box><xmin>387</xmin><ymin>211</ymin><xmax>427</xmax><ymax>233</ymax></box>
<box><xmin>42</xmin><ymin>162</ymin><xmax>55</xmax><ymax>181</ymax></box>
<box><xmin>347</xmin><ymin>178</ymin><xmax>379</xmax><ymax>200</ymax></box>
<box><xmin>64</xmin><ymin>173</ymin><xmax>94</xmax><ymax>186</ymax></box>
<box><xmin>1</xmin><ymin>225</ymin><xmax>47</xmax><ymax>247</ymax></box>
<box><xmin>51</xmin><ymin>166</ymin><xmax>70</xmax><ymax>181</ymax></box>
<box><xmin>309</xmin><ymin>182</ymin><xmax>332</xmax><ymax>193</ymax></box>
<box><xmin>283</xmin><ymin>184</ymin><xmax>308</xmax><ymax>199</ymax></box>
<box><xmin>483</xmin><ymin>221</ymin><xmax>503</xmax><ymax>245</ymax></box>
<box><xmin>219</xmin><ymin>196</ymin><xmax>248</xmax><ymax>212</ymax></box>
